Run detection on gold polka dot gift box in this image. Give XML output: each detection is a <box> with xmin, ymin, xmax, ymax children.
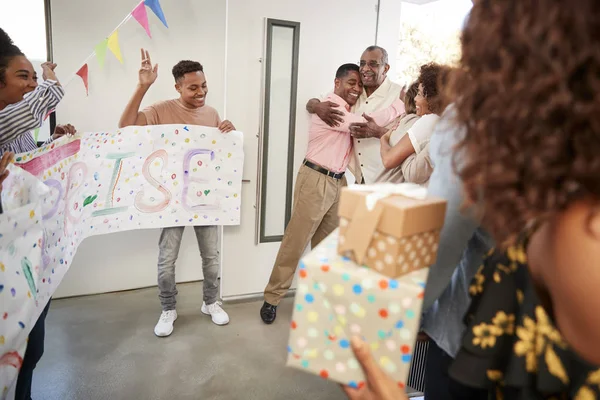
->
<box><xmin>337</xmin><ymin>183</ymin><xmax>446</xmax><ymax>278</ymax></box>
<box><xmin>286</xmin><ymin>229</ymin><xmax>428</xmax><ymax>388</ymax></box>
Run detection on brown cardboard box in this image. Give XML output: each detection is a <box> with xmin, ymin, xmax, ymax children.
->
<box><xmin>337</xmin><ymin>185</ymin><xmax>447</xmax><ymax>278</ymax></box>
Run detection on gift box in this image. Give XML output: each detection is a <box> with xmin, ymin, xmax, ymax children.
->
<box><xmin>286</xmin><ymin>229</ymin><xmax>428</xmax><ymax>388</ymax></box>
<box><xmin>338</xmin><ymin>183</ymin><xmax>446</xmax><ymax>278</ymax></box>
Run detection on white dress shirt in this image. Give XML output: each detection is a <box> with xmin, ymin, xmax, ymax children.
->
<box><xmin>351</xmin><ymin>77</ymin><xmax>402</xmax><ymax>183</ymax></box>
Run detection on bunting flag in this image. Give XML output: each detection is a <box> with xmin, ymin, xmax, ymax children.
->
<box><xmin>76</xmin><ymin>64</ymin><xmax>89</xmax><ymax>96</ymax></box>
<box><xmin>65</xmin><ymin>0</ymin><xmax>170</xmax><ymax>96</ymax></box>
<box><xmin>33</xmin><ymin>128</ymin><xmax>40</xmax><ymax>143</ymax></box>
<box><xmin>107</xmin><ymin>31</ymin><xmax>124</xmax><ymax>64</ymax></box>
<box><xmin>95</xmin><ymin>38</ymin><xmax>109</xmax><ymax>68</ymax></box>
<box><xmin>144</xmin><ymin>0</ymin><xmax>168</xmax><ymax>28</ymax></box>
<box><xmin>132</xmin><ymin>2</ymin><xmax>152</xmax><ymax>38</ymax></box>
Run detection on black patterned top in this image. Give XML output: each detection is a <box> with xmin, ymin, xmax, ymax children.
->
<box><xmin>448</xmin><ymin>240</ymin><xmax>600</xmax><ymax>399</ymax></box>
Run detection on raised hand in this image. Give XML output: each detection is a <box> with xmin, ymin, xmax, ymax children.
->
<box><xmin>41</xmin><ymin>62</ymin><xmax>58</xmax><ymax>82</ymax></box>
<box><xmin>139</xmin><ymin>48</ymin><xmax>158</xmax><ymax>88</ymax></box>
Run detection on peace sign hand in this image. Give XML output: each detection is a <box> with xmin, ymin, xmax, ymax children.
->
<box><xmin>139</xmin><ymin>48</ymin><xmax>158</xmax><ymax>88</ymax></box>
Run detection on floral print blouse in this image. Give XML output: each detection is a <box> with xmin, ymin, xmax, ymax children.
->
<box><xmin>448</xmin><ymin>240</ymin><xmax>600</xmax><ymax>399</ymax></box>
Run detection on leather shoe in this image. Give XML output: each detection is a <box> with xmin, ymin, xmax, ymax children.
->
<box><xmin>260</xmin><ymin>301</ymin><xmax>277</xmax><ymax>324</ymax></box>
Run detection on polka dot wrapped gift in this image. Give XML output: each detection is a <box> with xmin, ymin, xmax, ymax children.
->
<box><xmin>286</xmin><ymin>229</ymin><xmax>428</xmax><ymax>388</ymax></box>
<box><xmin>337</xmin><ymin>183</ymin><xmax>446</xmax><ymax>278</ymax></box>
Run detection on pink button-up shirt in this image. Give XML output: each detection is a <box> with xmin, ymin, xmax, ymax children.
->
<box><xmin>305</xmin><ymin>93</ymin><xmax>405</xmax><ymax>173</ymax></box>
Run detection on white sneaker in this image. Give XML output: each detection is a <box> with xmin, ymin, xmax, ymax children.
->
<box><xmin>201</xmin><ymin>301</ymin><xmax>230</xmax><ymax>325</ymax></box>
<box><xmin>154</xmin><ymin>310</ymin><xmax>178</xmax><ymax>337</ymax></box>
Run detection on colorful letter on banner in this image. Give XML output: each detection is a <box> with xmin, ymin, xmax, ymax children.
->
<box><xmin>144</xmin><ymin>0</ymin><xmax>168</xmax><ymax>28</ymax></box>
<box><xmin>95</xmin><ymin>38</ymin><xmax>109</xmax><ymax>68</ymax></box>
<box><xmin>132</xmin><ymin>1</ymin><xmax>152</xmax><ymax>38</ymax></box>
<box><xmin>107</xmin><ymin>31</ymin><xmax>123</xmax><ymax>64</ymax></box>
<box><xmin>76</xmin><ymin>64</ymin><xmax>89</xmax><ymax>96</ymax></box>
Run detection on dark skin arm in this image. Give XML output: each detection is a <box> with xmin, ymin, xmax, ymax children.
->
<box><xmin>306</xmin><ymin>98</ymin><xmax>344</xmax><ymax>127</ymax></box>
<box><xmin>379</xmin><ymin>130</ymin><xmax>416</xmax><ymax>169</ymax></box>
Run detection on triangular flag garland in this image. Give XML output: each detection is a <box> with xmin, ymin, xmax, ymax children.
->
<box><xmin>66</xmin><ymin>0</ymin><xmax>169</xmax><ymax>96</ymax></box>
<box><xmin>107</xmin><ymin>31</ymin><xmax>124</xmax><ymax>64</ymax></box>
<box><xmin>94</xmin><ymin>39</ymin><xmax>109</xmax><ymax>68</ymax></box>
<box><xmin>132</xmin><ymin>1</ymin><xmax>152</xmax><ymax>38</ymax></box>
<box><xmin>144</xmin><ymin>0</ymin><xmax>168</xmax><ymax>28</ymax></box>
<box><xmin>76</xmin><ymin>64</ymin><xmax>89</xmax><ymax>96</ymax></box>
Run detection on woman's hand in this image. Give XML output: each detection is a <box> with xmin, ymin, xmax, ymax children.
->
<box><xmin>342</xmin><ymin>337</ymin><xmax>409</xmax><ymax>400</ymax></box>
<box><xmin>52</xmin><ymin>124</ymin><xmax>77</xmax><ymax>140</ymax></box>
<box><xmin>0</xmin><ymin>152</ymin><xmax>14</xmax><ymax>192</ymax></box>
<box><xmin>41</xmin><ymin>62</ymin><xmax>58</xmax><ymax>82</ymax></box>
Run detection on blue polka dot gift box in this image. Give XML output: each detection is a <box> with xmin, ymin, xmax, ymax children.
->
<box><xmin>286</xmin><ymin>229</ymin><xmax>428</xmax><ymax>388</ymax></box>
<box><xmin>337</xmin><ymin>184</ymin><xmax>446</xmax><ymax>279</ymax></box>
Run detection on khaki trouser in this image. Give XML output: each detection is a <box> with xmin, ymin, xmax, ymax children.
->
<box><xmin>264</xmin><ymin>164</ymin><xmax>347</xmax><ymax>305</ymax></box>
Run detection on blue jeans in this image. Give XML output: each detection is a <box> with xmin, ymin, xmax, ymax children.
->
<box><xmin>15</xmin><ymin>300</ymin><xmax>51</xmax><ymax>400</ymax></box>
<box><xmin>157</xmin><ymin>226</ymin><xmax>219</xmax><ymax>311</ymax></box>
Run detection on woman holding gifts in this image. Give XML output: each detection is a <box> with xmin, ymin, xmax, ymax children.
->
<box><xmin>344</xmin><ymin>0</ymin><xmax>600</xmax><ymax>398</ymax></box>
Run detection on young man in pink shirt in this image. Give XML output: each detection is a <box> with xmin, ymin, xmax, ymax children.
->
<box><xmin>260</xmin><ymin>63</ymin><xmax>406</xmax><ymax>323</ymax></box>
<box><xmin>119</xmin><ymin>49</ymin><xmax>235</xmax><ymax>337</ymax></box>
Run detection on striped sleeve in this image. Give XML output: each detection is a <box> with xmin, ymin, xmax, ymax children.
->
<box><xmin>0</xmin><ymin>80</ymin><xmax>65</xmax><ymax>147</ymax></box>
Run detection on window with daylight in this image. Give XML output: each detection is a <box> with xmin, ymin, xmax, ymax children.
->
<box><xmin>396</xmin><ymin>0</ymin><xmax>472</xmax><ymax>86</ymax></box>
<box><xmin>0</xmin><ymin>0</ymin><xmax>54</xmax><ymax>142</ymax></box>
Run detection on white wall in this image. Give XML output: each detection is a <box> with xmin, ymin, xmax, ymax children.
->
<box><xmin>48</xmin><ymin>0</ymin><xmax>382</xmax><ymax>299</ymax></box>
<box><xmin>221</xmin><ymin>0</ymin><xmax>379</xmax><ymax>299</ymax></box>
<box><xmin>50</xmin><ymin>0</ymin><xmax>227</xmax><ymax>297</ymax></box>
<box><xmin>377</xmin><ymin>0</ymin><xmax>404</xmax><ymax>81</ymax></box>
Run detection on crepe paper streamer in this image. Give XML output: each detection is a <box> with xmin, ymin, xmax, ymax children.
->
<box><xmin>107</xmin><ymin>31</ymin><xmax>124</xmax><ymax>64</ymax></box>
<box><xmin>132</xmin><ymin>1</ymin><xmax>152</xmax><ymax>38</ymax></box>
<box><xmin>95</xmin><ymin>39</ymin><xmax>109</xmax><ymax>68</ymax></box>
<box><xmin>76</xmin><ymin>64</ymin><xmax>89</xmax><ymax>96</ymax></box>
<box><xmin>144</xmin><ymin>0</ymin><xmax>168</xmax><ymax>28</ymax></box>
<box><xmin>21</xmin><ymin>257</ymin><xmax>37</xmax><ymax>300</ymax></box>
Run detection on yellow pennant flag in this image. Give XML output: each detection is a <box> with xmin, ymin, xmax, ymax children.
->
<box><xmin>107</xmin><ymin>31</ymin><xmax>123</xmax><ymax>64</ymax></box>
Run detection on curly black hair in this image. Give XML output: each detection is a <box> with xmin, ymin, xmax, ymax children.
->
<box><xmin>453</xmin><ymin>0</ymin><xmax>600</xmax><ymax>245</ymax></box>
<box><xmin>172</xmin><ymin>60</ymin><xmax>203</xmax><ymax>82</ymax></box>
<box><xmin>0</xmin><ymin>28</ymin><xmax>24</xmax><ymax>84</ymax></box>
<box><xmin>418</xmin><ymin>63</ymin><xmax>451</xmax><ymax>115</ymax></box>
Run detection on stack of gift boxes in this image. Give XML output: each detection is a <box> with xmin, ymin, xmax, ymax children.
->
<box><xmin>286</xmin><ymin>183</ymin><xmax>447</xmax><ymax>388</ymax></box>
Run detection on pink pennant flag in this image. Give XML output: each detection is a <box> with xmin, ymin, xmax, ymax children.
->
<box><xmin>132</xmin><ymin>1</ymin><xmax>152</xmax><ymax>38</ymax></box>
<box><xmin>76</xmin><ymin>64</ymin><xmax>89</xmax><ymax>96</ymax></box>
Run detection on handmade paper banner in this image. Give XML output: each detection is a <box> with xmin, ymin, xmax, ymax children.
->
<box><xmin>0</xmin><ymin>125</ymin><xmax>244</xmax><ymax>395</ymax></box>
<box><xmin>0</xmin><ymin>170</ymin><xmax>47</xmax><ymax>399</ymax></box>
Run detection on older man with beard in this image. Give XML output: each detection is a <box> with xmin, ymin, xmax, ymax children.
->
<box><xmin>306</xmin><ymin>46</ymin><xmax>403</xmax><ymax>184</ymax></box>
